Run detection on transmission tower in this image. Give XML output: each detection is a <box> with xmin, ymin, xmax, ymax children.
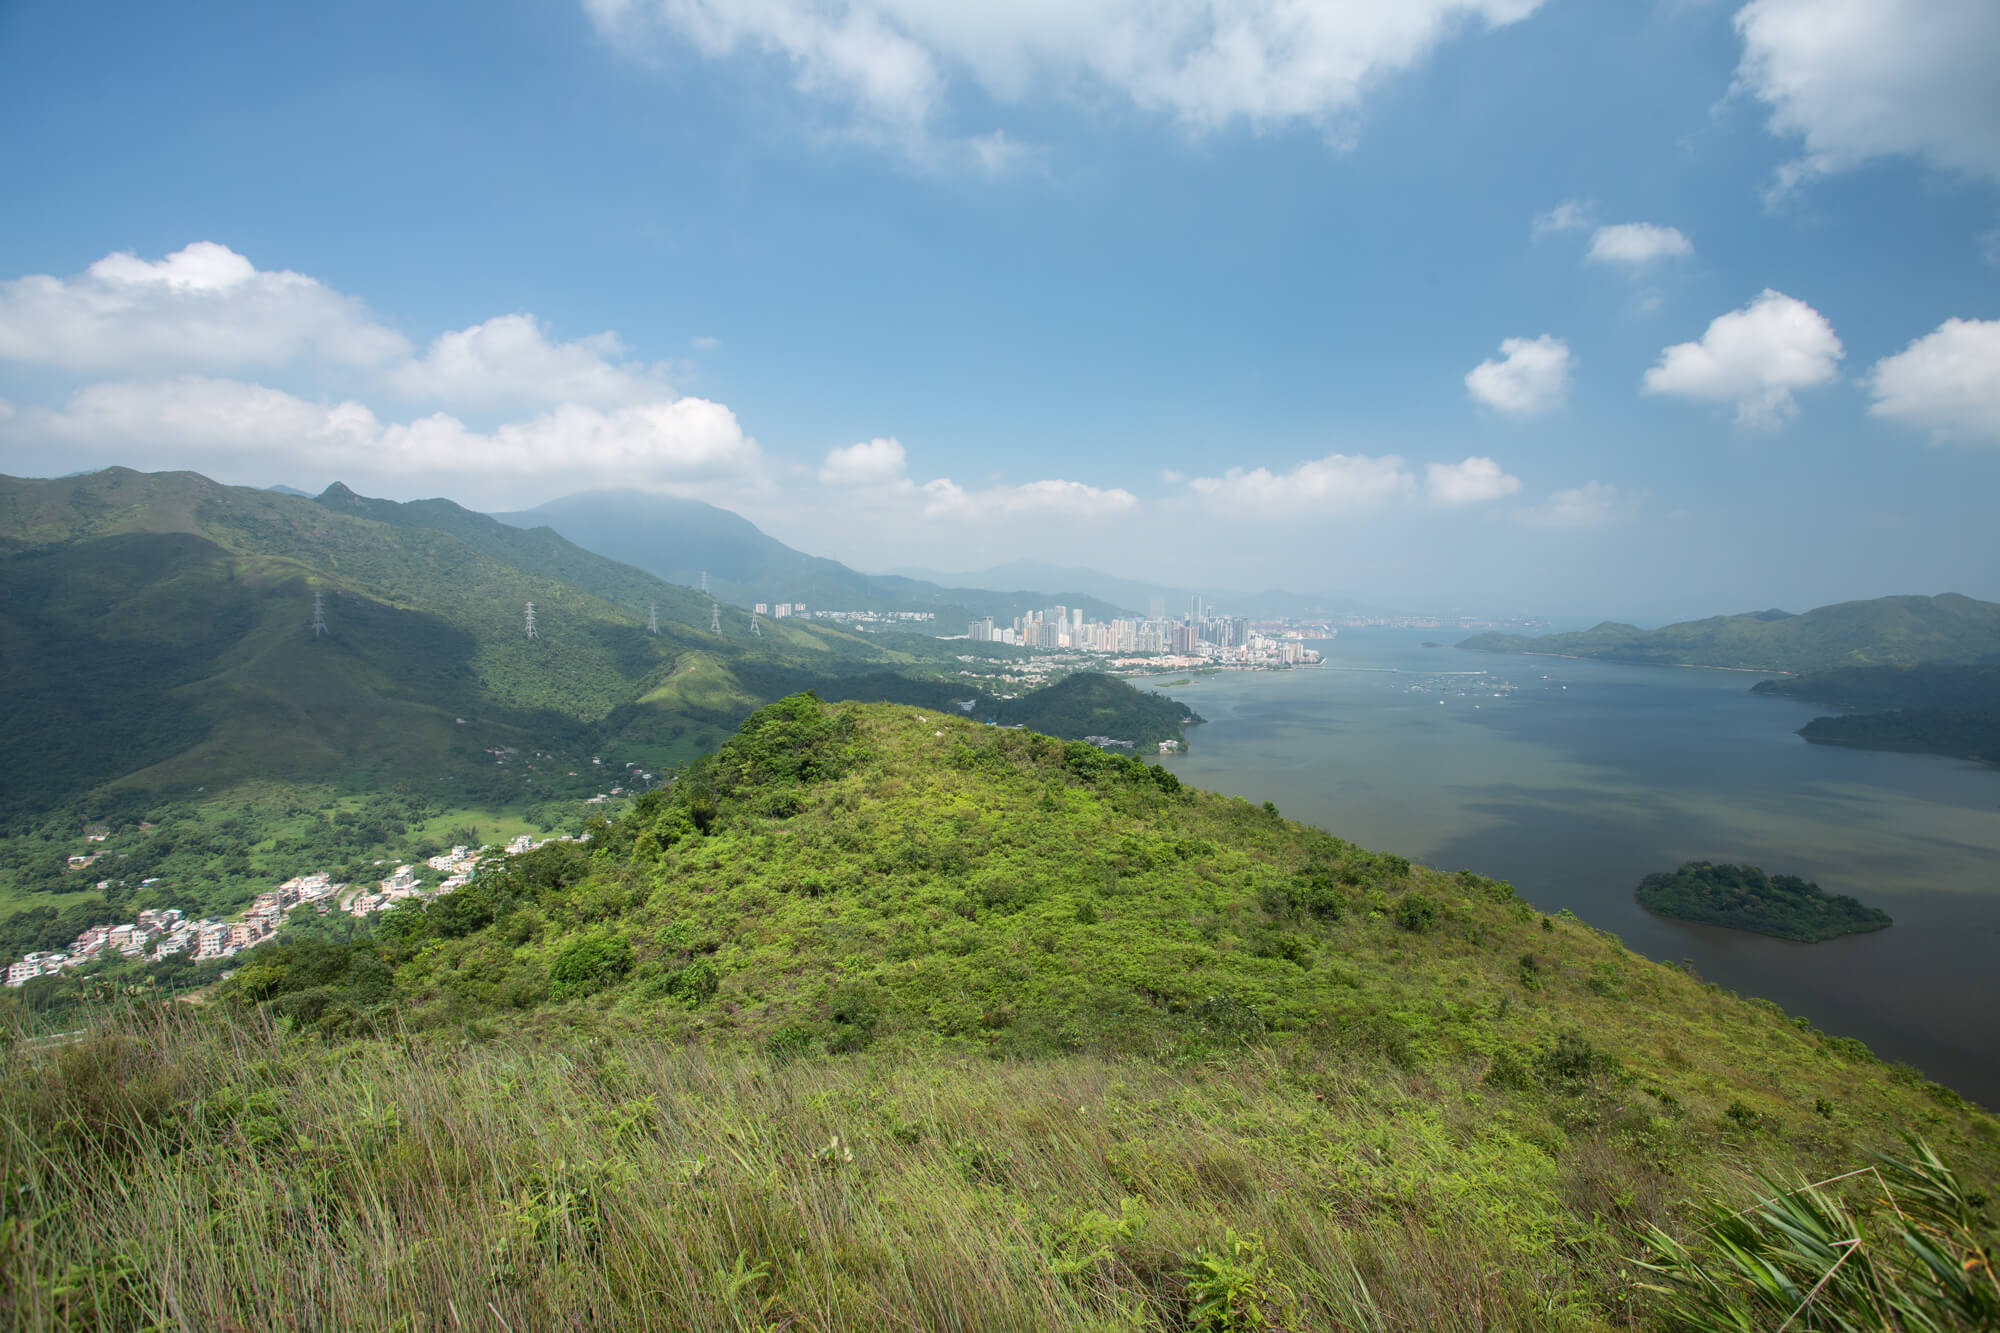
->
<box><xmin>709</xmin><ymin>600</ymin><xmax>722</xmax><ymax>634</ymax></box>
<box><xmin>525</xmin><ymin>602</ymin><xmax>538</xmax><ymax>640</ymax></box>
<box><xmin>750</xmin><ymin>611</ymin><xmax>761</xmax><ymax>637</ymax></box>
<box><xmin>700</xmin><ymin>570</ymin><xmax>709</xmax><ymax>594</ymax></box>
<box><xmin>647</xmin><ymin>602</ymin><xmax>659</xmax><ymax>635</ymax></box>
<box><xmin>310</xmin><ymin>590</ymin><xmax>327</xmax><ymax>638</ymax></box>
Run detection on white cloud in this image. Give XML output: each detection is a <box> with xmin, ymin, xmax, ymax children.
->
<box><xmin>586</xmin><ymin>0</ymin><xmax>1548</xmax><ymax>165</ymax></box>
<box><xmin>1465</xmin><ymin>334</ymin><xmax>1572</xmax><ymax>416</ymax></box>
<box><xmin>389</xmin><ymin>314</ymin><xmax>669</xmax><ymax>408</ymax></box>
<box><xmin>1515</xmin><ymin>480</ymin><xmax>1623</xmax><ymax>529</ymax></box>
<box><xmin>1641</xmin><ymin>289</ymin><xmax>1842</xmax><ymax>427</ymax></box>
<box><xmin>1187</xmin><ymin>452</ymin><xmax>1416</xmax><ymax>511</ymax></box>
<box><xmin>1532</xmin><ymin>199</ymin><xmax>1592</xmax><ymax>237</ymax></box>
<box><xmin>5</xmin><ymin>377</ymin><xmax>762</xmax><ymax>493</ymax></box>
<box><xmin>0</xmin><ymin>242</ymin><xmax>410</xmax><ymax>374</ymax></box>
<box><xmin>1735</xmin><ymin>0</ymin><xmax>2000</xmax><ymax>189</ymax></box>
<box><xmin>692</xmin><ymin>334</ymin><xmax>721</xmax><ymax>350</ymax></box>
<box><xmin>1425</xmin><ymin>456</ymin><xmax>1522</xmax><ymax>506</ymax></box>
<box><xmin>820</xmin><ymin>436</ymin><xmax>910</xmax><ymax>484</ymax></box>
<box><xmin>1586</xmin><ymin>222</ymin><xmax>1693</xmax><ymax>266</ymax></box>
<box><xmin>917</xmin><ymin>476</ymin><xmax>1138</xmax><ymax>519</ymax></box>
<box><xmin>1867</xmin><ymin>318</ymin><xmax>2000</xmax><ymax>445</ymax></box>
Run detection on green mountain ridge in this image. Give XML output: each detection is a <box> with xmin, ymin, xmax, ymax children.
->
<box><xmin>0</xmin><ymin>470</ymin><xmax>1201</xmax><ymax>833</ymax></box>
<box><xmin>1457</xmin><ymin>593</ymin><xmax>2000</xmax><ymax>674</ymax></box>
<box><xmin>4</xmin><ymin>694</ymin><xmax>1990</xmax><ymax>1330</ymax></box>
<box><xmin>0</xmin><ymin>469</ymin><xmax>906</xmax><ymax>819</ymax></box>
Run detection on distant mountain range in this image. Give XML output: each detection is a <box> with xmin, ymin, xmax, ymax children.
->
<box><xmin>490</xmin><ymin>492</ymin><xmax>1133</xmax><ymax>629</ymax></box>
<box><xmin>1457</xmin><ymin>595</ymin><xmax>2000</xmax><ymax>674</ymax></box>
<box><xmin>0</xmin><ymin>469</ymin><xmax>905</xmax><ymax>819</ymax></box>
<box><xmin>885</xmin><ymin>559</ymin><xmax>1396</xmax><ymax>621</ymax></box>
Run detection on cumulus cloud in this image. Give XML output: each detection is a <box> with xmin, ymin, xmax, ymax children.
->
<box><xmin>1867</xmin><ymin>318</ymin><xmax>2000</xmax><ymax>445</ymax></box>
<box><xmin>819</xmin><ymin>436</ymin><xmax>910</xmax><ymax>485</ymax></box>
<box><xmin>1515</xmin><ymin>480</ymin><xmax>1623</xmax><ymax>529</ymax></box>
<box><xmin>1735</xmin><ymin>0</ymin><xmax>2000</xmax><ymax>189</ymax></box>
<box><xmin>0</xmin><ymin>242</ymin><xmax>409</xmax><ymax>374</ymax></box>
<box><xmin>1186</xmin><ymin>453</ymin><xmax>1417</xmax><ymax>511</ymax></box>
<box><xmin>916</xmin><ymin>476</ymin><xmax>1138</xmax><ymax>519</ymax></box>
<box><xmin>1641</xmin><ymin>290</ymin><xmax>1842</xmax><ymax>427</ymax></box>
<box><xmin>4</xmin><ymin>377</ymin><xmax>762</xmax><ymax>493</ymax></box>
<box><xmin>1425</xmin><ymin>456</ymin><xmax>1522</xmax><ymax>506</ymax></box>
<box><xmin>585</xmin><ymin>0</ymin><xmax>1547</xmax><ymax>165</ymax></box>
<box><xmin>1532</xmin><ymin>199</ymin><xmax>1592</xmax><ymax>237</ymax></box>
<box><xmin>389</xmin><ymin>314</ymin><xmax>669</xmax><ymax>408</ymax></box>
<box><xmin>1586</xmin><ymin>222</ymin><xmax>1693</xmax><ymax>266</ymax></box>
<box><xmin>1465</xmin><ymin>335</ymin><xmax>1572</xmax><ymax>416</ymax></box>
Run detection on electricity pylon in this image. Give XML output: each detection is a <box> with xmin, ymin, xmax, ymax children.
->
<box><xmin>525</xmin><ymin>602</ymin><xmax>537</xmax><ymax>640</ymax></box>
<box><xmin>310</xmin><ymin>590</ymin><xmax>327</xmax><ymax>638</ymax></box>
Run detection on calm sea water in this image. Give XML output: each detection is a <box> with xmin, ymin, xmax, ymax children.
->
<box><xmin>1149</xmin><ymin>629</ymin><xmax>2000</xmax><ymax>1105</ymax></box>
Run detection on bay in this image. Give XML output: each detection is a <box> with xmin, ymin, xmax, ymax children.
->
<box><xmin>1149</xmin><ymin>628</ymin><xmax>2000</xmax><ymax>1106</ymax></box>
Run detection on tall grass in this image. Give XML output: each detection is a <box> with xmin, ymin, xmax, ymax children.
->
<box><xmin>4</xmin><ymin>1007</ymin><xmax>1994</xmax><ymax>1331</ymax></box>
<box><xmin>0</xmin><ymin>1007</ymin><xmax>1719</xmax><ymax>1332</ymax></box>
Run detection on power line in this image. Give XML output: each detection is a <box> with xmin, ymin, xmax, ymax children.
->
<box><xmin>525</xmin><ymin>602</ymin><xmax>537</xmax><ymax>640</ymax></box>
<box><xmin>310</xmin><ymin>590</ymin><xmax>327</xmax><ymax>638</ymax></box>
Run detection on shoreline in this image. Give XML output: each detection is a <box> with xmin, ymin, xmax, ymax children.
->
<box><xmin>1461</xmin><ymin>648</ymin><xmax>1796</xmax><ymax>676</ymax></box>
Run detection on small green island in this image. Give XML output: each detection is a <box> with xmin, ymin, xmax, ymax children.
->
<box><xmin>1635</xmin><ymin>861</ymin><xmax>1892</xmax><ymax>942</ymax></box>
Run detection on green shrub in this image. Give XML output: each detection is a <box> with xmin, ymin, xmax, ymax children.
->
<box><xmin>1393</xmin><ymin>893</ymin><xmax>1437</xmax><ymax>933</ymax></box>
<box><xmin>548</xmin><ymin>932</ymin><xmax>632</xmax><ymax>999</ymax></box>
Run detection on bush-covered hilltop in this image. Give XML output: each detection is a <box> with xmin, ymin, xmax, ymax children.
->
<box><xmin>1635</xmin><ymin>861</ymin><xmax>1893</xmax><ymax>943</ymax></box>
<box><xmin>5</xmin><ymin>696</ymin><xmax>1993</xmax><ymax>1331</ymax></box>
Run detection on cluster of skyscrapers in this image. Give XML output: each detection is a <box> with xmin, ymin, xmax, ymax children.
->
<box><xmin>967</xmin><ymin>598</ymin><xmax>1256</xmax><ymax>655</ymax></box>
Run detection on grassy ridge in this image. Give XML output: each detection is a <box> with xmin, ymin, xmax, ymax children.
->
<box><xmin>1</xmin><ymin>697</ymin><xmax>1994</xmax><ymax>1329</ymax></box>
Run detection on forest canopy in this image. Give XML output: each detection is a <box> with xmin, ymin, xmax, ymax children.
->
<box><xmin>1634</xmin><ymin>861</ymin><xmax>1892</xmax><ymax>942</ymax></box>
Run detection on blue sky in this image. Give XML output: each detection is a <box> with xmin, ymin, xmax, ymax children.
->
<box><xmin>1</xmin><ymin>0</ymin><xmax>1996</xmax><ymax>619</ymax></box>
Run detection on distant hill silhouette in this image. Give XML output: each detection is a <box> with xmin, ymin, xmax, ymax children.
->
<box><xmin>1458</xmin><ymin>594</ymin><xmax>2000</xmax><ymax>674</ymax></box>
<box><xmin>490</xmin><ymin>491</ymin><xmax>1133</xmax><ymax>627</ymax></box>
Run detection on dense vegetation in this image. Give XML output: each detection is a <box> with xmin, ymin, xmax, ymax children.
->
<box><xmin>1635</xmin><ymin>862</ymin><xmax>1893</xmax><ymax>943</ymax></box>
<box><xmin>0</xmin><ymin>470</ymin><xmax>1189</xmax><ymax>926</ymax></box>
<box><xmin>1752</xmin><ymin>663</ymin><xmax>2000</xmax><ymax>764</ymax></box>
<box><xmin>1458</xmin><ymin>595</ymin><xmax>2000</xmax><ymax>674</ymax></box>
<box><xmin>1</xmin><ymin>696</ymin><xmax>1993</xmax><ymax>1330</ymax></box>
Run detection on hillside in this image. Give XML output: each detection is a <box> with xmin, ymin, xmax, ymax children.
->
<box><xmin>2</xmin><ymin>696</ymin><xmax>1993</xmax><ymax>1330</ymax></box>
<box><xmin>491</xmin><ymin>489</ymin><xmax>1134</xmax><ymax>627</ymax></box>
<box><xmin>1458</xmin><ymin>594</ymin><xmax>2000</xmax><ymax>673</ymax></box>
<box><xmin>1748</xmin><ymin>664</ymin><xmax>2000</xmax><ymax>764</ymax></box>
<box><xmin>0</xmin><ymin>469</ymin><xmax>903</xmax><ymax>819</ymax></box>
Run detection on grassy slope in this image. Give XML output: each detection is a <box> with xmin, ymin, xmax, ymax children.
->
<box><xmin>1458</xmin><ymin>594</ymin><xmax>2000</xmax><ymax>673</ymax></box>
<box><xmin>5</xmin><ymin>700</ymin><xmax>1986</xmax><ymax>1330</ymax></box>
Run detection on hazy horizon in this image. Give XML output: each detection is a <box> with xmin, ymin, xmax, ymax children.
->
<box><xmin>3</xmin><ymin>0</ymin><xmax>1996</xmax><ymax>620</ymax></box>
